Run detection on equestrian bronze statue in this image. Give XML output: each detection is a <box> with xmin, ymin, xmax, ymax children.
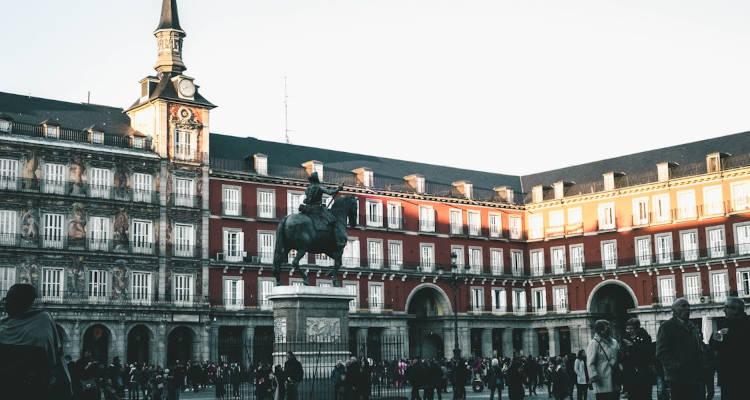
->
<box><xmin>272</xmin><ymin>172</ymin><xmax>357</xmax><ymax>287</ymax></box>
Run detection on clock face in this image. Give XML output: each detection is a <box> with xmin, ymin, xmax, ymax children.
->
<box><xmin>178</xmin><ymin>79</ymin><xmax>195</xmax><ymax>97</ymax></box>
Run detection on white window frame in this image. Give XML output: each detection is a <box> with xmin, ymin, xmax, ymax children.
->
<box><xmin>174</xmin><ymin>129</ymin><xmax>195</xmax><ymax>160</ymax></box>
<box><xmin>490</xmin><ymin>248</ymin><xmax>503</xmax><ymax>275</ymax></box>
<box><xmin>88</xmin><ymin>216</ymin><xmax>109</xmax><ymax>251</ymax></box>
<box><xmin>314</xmin><ymin>253</ymin><xmax>334</xmax><ymax>267</ymax></box>
<box><xmin>286</xmin><ymin>190</ymin><xmax>305</xmax><ymax>216</ymax></box>
<box><xmin>468</xmin><ymin>246</ymin><xmax>482</xmax><ymax>274</ymax></box>
<box><xmin>512</xmin><ymin>289</ymin><xmax>527</xmax><ymax>315</ymax></box>
<box><xmin>528</xmin><ymin>214</ymin><xmax>543</xmax><ymax>239</ymax></box>
<box><xmin>491</xmin><ymin>287</ymin><xmax>506</xmax><ymax>314</ymax></box>
<box><xmin>531</xmin><ymin>287</ymin><xmax>547</xmax><ymax>315</ymax></box>
<box><xmin>131</xmin><ymin>219</ymin><xmax>153</xmax><ymax>254</ymax></box>
<box><xmin>366</xmin><ymin>199</ymin><xmax>383</xmax><ymax>227</ymax></box>
<box><xmin>511</xmin><ymin>249</ymin><xmax>524</xmax><ymax>276</ymax></box>
<box><xmin>703</xmin><ymin>185</ymin><xmax>724</xmax><ymax>216</ymax></box>
<box><xmin>419</xmin><ymin>206</ymin><xmax>435</xmax><ymax>232</ymax></box>
<box><xmin>0</xmin><ymin>267</ymin><xmax>16</xmax><ymax>299</ymax></box>
<box><xmin>387</xmin><ymin>201</ymin><xmax>402</xmax><ymax>229</ymax></box>
<box><xmin>655</xmin><ymin>232</ymin><xmax>673</xmax><ymax>264</ymax></box>
<box><xmin>683</xmin><ymin>273</ymin><xmax>702</xmax><ymax>304</ymax></box>
<box><xmin>509</xmin><ymin>215</ymin><xmax>522</xmax><ymax>239</ymax></box>
<box><xmin>174</xmin><ymin>177</ymin><xmax>194</xmax><ymax>207</ymax></box>
<box><xmin>677</xmin><ymin>190</ymin><xmax>697</xmax><ymax>219</ymax></box>
<box><xmin>89</xmin><ymin>131</ymin><xmax>104</xmax><ymax>144</ymax></box>
<box><xmin>632</xmin><ymin>197</ymin><xmax>649</xmax><ymax>226</ymax></box>
<box><xmin>680</xmin><ymin>229</ymin><xmax>699</xmax><ymax>262</ymax></box>
<box><xmin>733</xmin><ymin>222</ymin><xmax>750</xmax><ymax>255</ymax></box>
<box><xmin>257</xmin><ymin>188</ymin><xmax>276</xmax><ymax>219</ymax></box>
<box><xmin>451</xmin><ymin>245</ymin><xmax>465</xmax><ymax>271</ymax></box>
<box><xmin>367</xmin><ymin>239</ymin><xmax>383</xmax><ymax>269</ymax></box>
<box><xmin>706</xmin><ymin>225</ymin><xmax>726</xmax><ymax>258</ymax></box>
<box><xmin>42</xmin><ymin>213</ymin><xmax>64</xmax><ymax>249</ymax></box>
<box><xmin>174</xmin><ymin>223</ymin><xmax>194</xmax><ymax>257</ymax></box>
<box><xmin>258</xmin><ymin>230</ymin><xmax>275</xmax><ymax>264</ymax></box>
<box><xmin>601</xmin><ymin>240</ymin><xmax>617</xmax><ymax>269</ymax></box>
<box><xmin>343</xmin><ymin>237</ymin><xmax>360</xmax><ymax>268</ymax></box>
<box><xmin>710</xmin><ymin>271</ymin><xmax>728</xmax><ymax>302</ymax></box>
<box><xmin>551</xmin><ymin>246</ymin><xmax>566</xmax><ymax>274</ymax></box>
<box><xmin>548</xmin><ymin>210</ymin><xmax>564</xmax><ymax>229</ymax></box>
<box><xmin>88</xmin><ymin>269</ymin><xmax>109</xmax><ymax>302</ymax></box>
<box><xmin>388</xmin><ymin>240</ymin><xmax>403</xmax><ymax>270</ymax></box>
<box><xmin>131</xmin><ymin>271</ymin><xmax>152</xmax><ymax>305</ymax></box>
<box><xmin>470</xmin><ymin>286</ymin><xmax>484</xmax><ymax>314</ymax></box>
<box><xmin>567</xmin><ymin>207</ymin><xmax>583</xmax><ymax>229</ymax></box>
<box><xmin>658</xmin><ymin>276</ymin><xmax>676</xmax><ymax>305</ymax></box>
<box><xmin>41</xmin><ymin>267</ymin><xmax>64</xmax><ymax>302</ymax></box>
<box><xmin>420</xmin><ymin>243</ymin><xmax>435</xmax><ymax>272</ymax></box>
<box><xmin>222</xmin><ymin>228</ymin><xmax>244</xmax><ymax>262</ymax></box>
<box><xmin>89</xmin><ymin>168</ymin><xmax>112</xmax><ymax>199</ymax></box>
<box><xmin>344</xmin><ymin>281</ymin><xmax>359</xmax><ymax>312</ymax></box>
<box><xmin>569</xmin><ymin>243</ymin><xmax>584</xmax><ymax>272</ymax></box>
<box><xmin>652</xmin><ymin>193</ymin><xmax>671</xmax><ymax>223</ymax></box>
<box><xmin>0</xmin><ymin>210</ymin><xmax>17</xmax><ymax>246</ymax></box>
<box><xmin>529</xmin><ymin>249</ymin><xmax>544</xmax><ymax>276</ymax></box>
<box><xmin>553</xmin><ymin>286</ymin><xmax>568</xmax><ymax>312</ymax></box>
<box><xmin>368</xmin><ymin>282</ymin><xmax>384</xmax><ymax>313</ymax></box>
<box><xmin>223</xmin><ymin>185</ymin><xmax>241</xmax><ymax>216</ymax></box>
<box><xmin>173</xmin><ymin>273</ymin><xmax>194</xmax><ymax>306</ymax></box>
<box><xmin>731</xmin><ymin>181</ymin><xmax>750</xmax><ymax>212</ymax></box>
<box><xmin>467</xmin><ymin>211</ymin><xmax>481</xmax><ymax>236</ymax></box>
<box><xmin>132</xmin><ymin>173</ymin><xmax>153</xmax><ymax>203</ymax></box>
<box><xmin>0</xmin><ymin>119</ymin><xmax>11</xmax><ymax>133</ymax></box>
<box><xmin>223</xmin><ymin>277</ymin><xmax>244</xmax><ymax>311</ymax></box>
<box><xmin>43</xmin><ymin>163</ymin><xmax>66</xmax><ymax>195</ymax></box>
<box><xmin>0</xmin><ymin>158</ymin><xmax>18</xmax><ymax>190</ymax></box>
<box><xmin>598</xmin><ymin>202</ymin><xmax>615</xmax><ymax>230</ymax></box>
<box><xmin>489</xmin><ymin>213</ymin><xmax>502</xmax><ymax>238</ymax></box>
<box><xmin>258</xmin><ymin>278</ymin><xmax>275</xmax><ymax>310</ymax></box>
<box><xmin>449</xmin><ymin>209</ymin><xmax>463</xmax><ymax>235</ymax></box>
<box><xmin>736</xmin><ymin>268</ymin><xmax>750</xmax><ymax>298</ymax></box>
<box><xmin>635</xmin><ymin>236</ymin><xmax>652</xmax><ymax>266</ymax></box>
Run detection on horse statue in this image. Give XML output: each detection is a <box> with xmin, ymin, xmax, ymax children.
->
<box><xmin>272</xmin><ymin>195</ymin><xmax>358</xmax><ymax>287</ymax></box>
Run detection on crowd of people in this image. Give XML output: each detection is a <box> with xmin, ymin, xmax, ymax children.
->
<box><xmin>2</xmin><ymin>282</ymin><xmax>750</xmax><ymax>400</ymax></box>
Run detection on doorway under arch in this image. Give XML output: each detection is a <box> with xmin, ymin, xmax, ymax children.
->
<box><xmin>168</xmin><ymin>327</ymin><xmax>194</xmax><ymax>365</ymax></box>
<box><xmin>588</xmin><ymin>281</ymin><xmax>637</xmax><ymax>338</ymax></box>
<box><xmin>406</xmin><ymin>284</ymin><xmax>452</xmax><ymax>359</ymax></box>
<box><xmin>128</xmin><ymin>325</ymin><xmax>152</xmax><ymax>364</ymax></box>
<box><xmin>83</xmin><ymin>324</ymin><xmax>111</xmax><ymax>363</ymax></box>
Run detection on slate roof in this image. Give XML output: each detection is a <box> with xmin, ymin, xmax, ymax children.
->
<box><xmin>126</xmin><ymin>73</ymin><xmax>216</xmax><ymax>112</ymax></box>
<box><xmin>0</xmin><ymin>91</ymin><xmax>134</xmax><ymax>136</ymax></box>
<box><xmin>209</xmin><ymin>134</ymin><xmax>524</xmax><ymax>194</ymax></box>
<box><xmin>519</xmin><ymin>130</ymin><xmax>750</xmax><ymax>198</ymax></box>
<box><xmin>157</xmin><ymin>0</ymin><xmax>182</xmax><ymax>31</ymax></box>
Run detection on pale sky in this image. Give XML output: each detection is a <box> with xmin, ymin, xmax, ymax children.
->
<box><xmin>3</xmin><ymin>0</ymin><xmax>750</xmax><ymax>176</ymax></box>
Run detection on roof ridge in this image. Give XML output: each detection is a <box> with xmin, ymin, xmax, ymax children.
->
<box><xmin>0</xmin><ymin>91</ymin><xmax>124</xmax><ymax>112</ymax></box>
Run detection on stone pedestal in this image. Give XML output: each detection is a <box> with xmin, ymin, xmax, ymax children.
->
<box><xmin>267</xmin><ymin>286</ymin><xmax>355</xmax><ymax>370</ymax></box>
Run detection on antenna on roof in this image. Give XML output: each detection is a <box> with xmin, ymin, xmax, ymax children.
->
<box><xmin>283</xmin><ymin>75</ymin><xmax>294</xmax><ymax>144</ymax></box>
<box><xmin>87</xmin><ymin>91</ymin><xmax>90</xmax><ymax>104</ymax></box>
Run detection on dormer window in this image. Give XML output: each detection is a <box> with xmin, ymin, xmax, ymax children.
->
<box><xmin>553</xmin><ymin>182</ymin><xmax>564</xmax><ymax>200</ymax></box>
<box><xmin>464</xmin><ymin>183</ymin><xmax>472</xmax><ymax>199</ymax></box>
<box><xmin>90</xmin><ymin>131</ymin><xmax>104</xmax><ymax>144</ymax></box>
<box><xmin>363</xmin><ymin>170</ymin><xmax>373</xmax><ymax>188</ymax></box>
<box><xmin>302</xmin><ymin>160</ymin><xmax>324</xmax><ymax>181</ymax></box>
<box><xmin>44</xmin><ymin>124</ymin><xmax>59</xmax><ymax>139</ymax></box>
<box><xmin>532</xmin><ymin>186</ymin><xmax>543</xmax><ymax>203</ymax></box>
<box><xmin>133</xmin><ymin>137</ymin><xmax>145</xmax><ymax>149</ymax></box>
<box><xmin>706</xmin><ymin>153</ymin><xmax>723</xmax><ymax>173</ymax></box>
<box><xmin>415</xmin><ymin>176</ymin><xmax>424</xmax><ymax>194</ymax></box>
<box><xmin>254</xmin><ymin>154</ymin><xmax>268</xmax><ymax>176</ymax></box>
<box><xmin>0</xmin><ymin>119</ymin><xmax>11</xmax><ymax>133</ymax></box>
<box><xmin>506</xmin><ymin>188</ymin><xmax>514</xmax><ymax>203</ymax></box>
<box><xmin>603</xmin><ymin>172</ymin><xmax>615</xmax><ymax>191</ymax></box>
<box><xmin>453</xmin><ymin>181</ymin><xmax>473</xmax><ymax>199</ymax></box>
<box><xmin>657</xmin><ymin>163</ymin><xmax>669</xmax><ymax>182</ymax></box>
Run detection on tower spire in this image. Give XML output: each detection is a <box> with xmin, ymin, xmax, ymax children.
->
<box><xmin>153</xmin><ymin>0</ymin><xmax>186</xmax><ymax>74</ymax></box>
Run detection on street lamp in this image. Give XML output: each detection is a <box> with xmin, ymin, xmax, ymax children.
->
<box><xmin>440</xmin><ymin>251</ymin><xmax>471</xmax><ymax>360</ymax></box>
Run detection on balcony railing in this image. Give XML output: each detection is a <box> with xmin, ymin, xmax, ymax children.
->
<box><xmin>0</xmin><ymin>120</ymin><xmax>153</xmax><ymax>150</ymax></box>
<box><xmin>222</xmin><ymin>202</ymin><xmax>245</xmax><ymax>217</ymax></box>
<box><xmin>171</xmin><ymin>194</ymin><xmax>199</xmax><ymax>208</ymax></box>
<box><xmin>386</xmin><ymin>217</ymin><xmax>404</xmax><ymax>230</ymax></box>
<box><xmin>33</xmin><ymin>290</ymin><xmax>208</xmax><ymax>307</ymax></box>
<box><xmin>0</xmin><ymin>234</ymin><xmax>162</xmax><ymax>256</ymax></box>
<box><xmin>0</xmin><ymin>178</ymin><xmax>159</xmax><ymax>203</ymax></box>
<box><xmin>366</xmin><ymin>215</ymin><xmax>384</xmax><ymax>228</ymax></box>
<box><xmin>173</xmin><ymin>244</ymin><xmax>197</xmax><ymax>258</ymax></box>
<box><xmin>256</xmin><ymin>206</ymin><xmax>282</xmax><ymax>220</ymax></box>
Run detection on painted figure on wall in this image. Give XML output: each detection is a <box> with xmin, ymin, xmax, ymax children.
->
<box><xmin>68</xmin><ymin>155</ymin><xmax>86</xmax><ymax>196</ymax></box>
<box><xmin>22</xmin><ymin>151</ymin><xmax>40</xmax><ymax>190</ymax></box>
<box><xmin>112</xmin><ymin>265</ymin><xmax>126</xmax><ymax>299</ymax></box>
<box><xmin>68</xmin><ymin>256</ymin><xmax>84</xmax><ymax>294</ymax></box>
<box><xmin>113</xmin><ymin>208</ymin><xmax>129</xmax><ymax>250</ymax></box>
<box><xmin>113</xmin><ymin>161</ymin><xmax>129</xmax><ymax>199</ymax></box>
<box><xmin>20</xmin><ymin>201</ymin><xmax>39</xmax><ymax>242</ymax></box>
<box><xmin>67</xmin><ymin>202</ymin><xmax>86</xmax><ymax>246</ymax></box>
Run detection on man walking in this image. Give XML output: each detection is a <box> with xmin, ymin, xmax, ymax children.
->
<box><xmin>284</xmin><ymin>351</ymin><xmax>303</xmax><ymax>400</ymax></box>
<box><xmin>709</xmin><ymin>297</ymin><xmax>750</xmax><ymax>400</ymax></box>
<box><xmin>656</xmin><ymin>298</ymin><xmax>703</xmax><ymax>400</ymax></box>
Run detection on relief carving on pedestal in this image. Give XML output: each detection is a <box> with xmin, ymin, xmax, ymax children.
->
<box><xmin>306</xmin><ymin>317</ymin><xmax>340</xmax><ymax>341</ymax></box>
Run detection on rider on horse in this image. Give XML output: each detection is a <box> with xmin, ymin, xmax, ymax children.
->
<box><xmin>299</xmin><ymin>172</ymin><xmax>348</xmax><ymax>249</ymax></box>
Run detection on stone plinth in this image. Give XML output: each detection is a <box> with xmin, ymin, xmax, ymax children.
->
<box><xmin>268</xmin><ymin>285</ymin><xmax>355</xmax><ymax>371</ymax></box>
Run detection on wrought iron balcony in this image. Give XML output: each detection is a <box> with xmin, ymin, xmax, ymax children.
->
<box><xmin>0</xmin><ymin>120</ymin><xmax>153</xmax><ymax>150</ymax></box>
<box><xmin>0</xmin><ymin>178</ymin><xmax>159</xmax><ymax>203</ymax></box>
<box><xmin>34</xmin><ymin>290</ymin><xmax>209</xmax><ymax>308</ymax></box>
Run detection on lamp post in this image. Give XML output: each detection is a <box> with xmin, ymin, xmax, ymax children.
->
<box><xmin>442</xmin><ymin>251</ymin><xmax>470</xmax><ymax>360</ymax></box>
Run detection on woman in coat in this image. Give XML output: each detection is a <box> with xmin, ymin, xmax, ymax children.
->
<box><xmin>505</xmin><ymin>358</ymin><xmax>525</xmax><ymax>400</ymax></box>
<box><xmin>573</xmin><ymin>349</ymin><xmax>589</xmax><ymax>400</ymax></box>
<box><xmin>586</xmin><ymin>320</ymin><xmax>620</xmax><ymax>400</ymax></box>
<box><xmin>486</xmin><ymin>358</ymin><xmax>504</xmax><ymax>400</ymax></box>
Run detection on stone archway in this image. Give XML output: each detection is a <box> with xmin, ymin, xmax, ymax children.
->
<box><xmin>127</xmin><ymin>325</ymin><xmax>153</xmax><ymax>364</ymax></box>
<box><xmin>406</xmin><ymin>284</ymin><xmax>452</xmax><ymax>358</ymax></box>
<box><xmin>83</xmin><ymin>324</ymin><xmax>111</xmax><ymax>363</ymax></box>
<box><xmin>588</xmin><ymin>280</ymin><xmax>638</xmax><ymax>338</ymax></box>
<box><xmin>168</xmin><ymin>326</ymin><xmax>195</xmax><ymax>365</ymax></box>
